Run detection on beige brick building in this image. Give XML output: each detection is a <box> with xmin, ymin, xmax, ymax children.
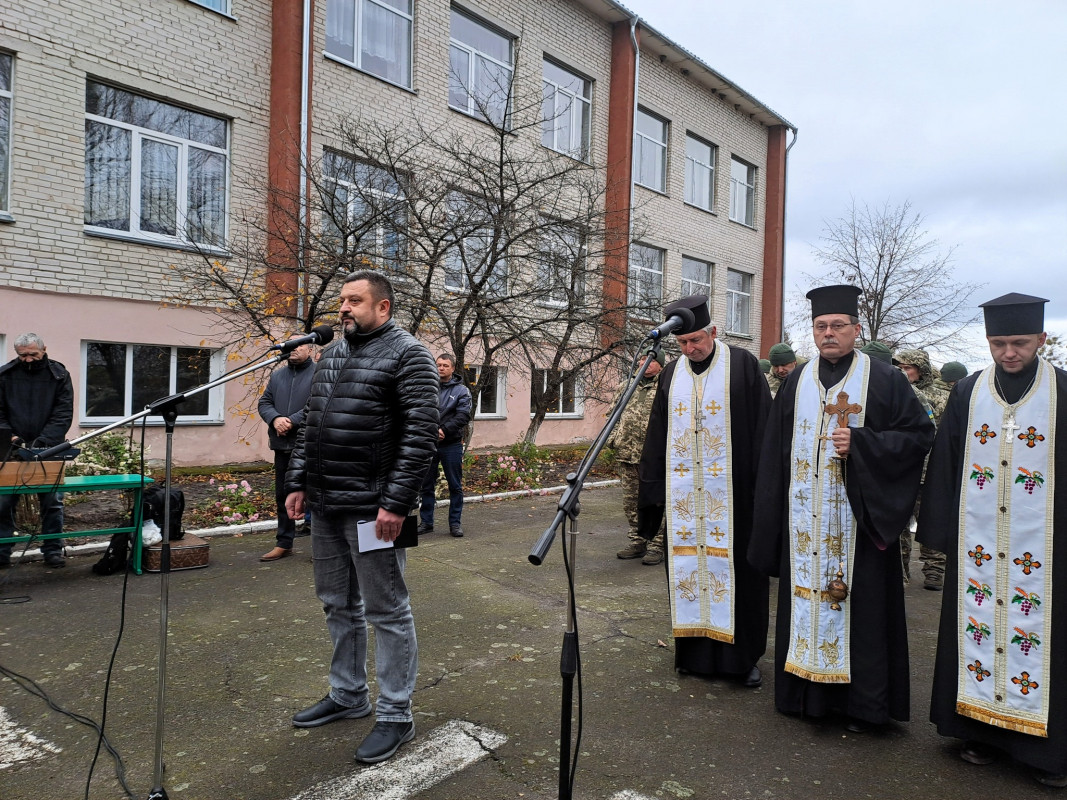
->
<box><xmin>0</xmin><ymin>0</ymin><xmax>793</xmax><ymax>464</ymax></box>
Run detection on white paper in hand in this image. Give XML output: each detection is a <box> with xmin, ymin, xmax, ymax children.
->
<box><xmin>357</xmin><ymin>519</ymin><xmax>393</xmax><ymax>553</ymax></box>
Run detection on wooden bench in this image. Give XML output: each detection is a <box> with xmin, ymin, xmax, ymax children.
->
<box><xmin>0</xmin><ymin>473</ymin><xmax>154</xmax><ymax>574</ymax></box>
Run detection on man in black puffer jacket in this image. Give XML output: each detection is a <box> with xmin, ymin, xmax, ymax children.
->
<box><xmin>284</xmin><ymin>271</ymin><xmax>439</xmax><ymax>765</ymax></box>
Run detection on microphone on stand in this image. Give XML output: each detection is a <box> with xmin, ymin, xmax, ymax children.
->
<box><xmin>270</xmin><ymin>325</ymin><xmax>335</xmax><ymax>353</ymax></box>
<box><xmin>645</xmin><ymin>307</ymin><xmax>696</xmax><ymax>340</ymax></box>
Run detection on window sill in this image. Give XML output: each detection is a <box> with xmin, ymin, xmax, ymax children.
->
<box><xmin>727</xmin><ymin>217</ymin><xmax>758</xmax><ymax>231</ymax></box>
<box><xmin>184</xmin><ymin>0</ymin><xmax>237</xmax><ymax>21</ymax></box>
<box><xmin>0</xmin><ymin>211</ymin><xmax>14</xmax><ymax>224</ymax></box>
<box><xmin>542</xmin><ymin>143</ymin><xmax>590</xmax><ymax>165</ymax></box>
<box><xmin>85</xmin><ymin>228</ymin><xmax>231</xmax><ymax>258</ymax></box>
<box><xmin>81</xmin><ymin>418</ymin><xmax>225</xmax><ymax>428</ymax></box>
<box><xmin>683</xmin><ymin>201</ymin><xmax>717</xmax><ymax>217</ymax></box>
<box><xmin>534</xmin><ymin>413</ymin><xmax>585</xmax><ymax>420</ymax></box>
<box><xmin>725</xmin><ymin>332</ymin><xmax>753</xmax><ymax>340</ymax></box>
<box><xmin>473</xmin><ymin>413</ymin><xmax>507</xmax><ymax>421</ymax></box>
<box><xmin>448</xmin><ymin>104</ymin><xmax>513</xmax><ymax>133</ymax></box>
<box><xmin>323</xmin><ymin>52</ymin><xmax>417</xmax><ymax>95</ymax></box>
<box><xmin>634</xmin><ymin>181</ymin><xmax>669</xmax><ymax>197</ymax></box>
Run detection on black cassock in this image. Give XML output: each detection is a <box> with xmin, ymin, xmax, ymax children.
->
<box><xmin>748</xmin><ymin>352</ymin><xmax>933</xmax><ymax>724</ymax></box>
<box><xmin>637</xmin><ymin>343</ymin><xmax>771</xmax><ymax>677</ymax></box>
<box><xmin>918</xmin><ymin>363</ymin><xmax>1067</xmax><ymax>773</ymax></box>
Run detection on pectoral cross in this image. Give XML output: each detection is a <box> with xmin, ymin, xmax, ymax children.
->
<box><xmin>824</xmin><ymin>392</ymin><xmax>862</xmax><ymax>429</ymax></box>
<box><xmin>1003</xmin><ymin>414</ymin><xmax>1020</xmax><ymax>435</ymax></box>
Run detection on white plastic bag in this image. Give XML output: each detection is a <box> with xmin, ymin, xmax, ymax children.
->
<box><xmin>141</xmin><ymin>519</ymin><xmax>162</xmax><ymax>547</ymax></box>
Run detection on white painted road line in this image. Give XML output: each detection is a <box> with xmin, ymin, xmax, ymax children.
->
<box><xmin>0</xmin><ymin>706</ymin><xmax>62</xmax><ymax>770</ymax></box>
<box><xmin>290</xmin><ymin>719</ymin><xmax>507</xmax><ymax>800</ymax></box>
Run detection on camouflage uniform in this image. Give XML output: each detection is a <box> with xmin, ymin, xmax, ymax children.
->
<box><xmin>609</xmin><ymin>373</ymin><xmax>665</xmax><ymax>562</ymax></box>
<box><xmin>766</xmin><ymin>371</ymin><xmax>782</xmax><ymax>397</ymax></box>
<box><xmin>895</xmin><ymin>348</ymin><xmax>950</xmax><ymax>588</ymax></box>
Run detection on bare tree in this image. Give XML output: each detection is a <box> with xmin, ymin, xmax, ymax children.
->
<box><xmin>810</xmin><ymin>199</ymin><xmax>983</xmax><ymax>350</ymax></box>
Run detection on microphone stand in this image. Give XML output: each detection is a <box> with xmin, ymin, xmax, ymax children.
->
<box><xmin>528</xmin><ymin>343</ymin><xmax>664</xmax><ymax>800</ymax></box>
<box><xmin>36</xmin><ymin>350</ymin><xmax>291</xmax><ymax>800</ymax></box>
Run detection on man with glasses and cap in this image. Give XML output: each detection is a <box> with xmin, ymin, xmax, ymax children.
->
<box><xmin>637</xmin><ymin>295</ymin><xmax>772</xmax><ymax>688</ymax></box>
<box><xmin>918</xmin><ymin>293</ymin><xmax>1067</xmax><ymax>787</ymax></box>
<box><xmin>749</xmin><ymin>285</ymin><xmax>933</xmax><ymax>733</ymax></box>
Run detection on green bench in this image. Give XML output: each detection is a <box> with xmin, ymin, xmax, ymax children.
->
<box><xmin>0</xmin><ymin>474</ymin><xmax>154</xmax><ymax>574</ymax></box>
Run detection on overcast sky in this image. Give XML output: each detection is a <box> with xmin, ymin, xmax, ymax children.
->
<box><xmin>619</xmin><ymin>0</ymin><xmax>1067</xmax><ymax>364</ymax></box>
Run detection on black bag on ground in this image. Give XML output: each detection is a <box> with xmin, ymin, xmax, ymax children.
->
<box><xmin>91</xmin><ymin>485</ymin><xmax>186</xmax><ymax>576</ymax></box>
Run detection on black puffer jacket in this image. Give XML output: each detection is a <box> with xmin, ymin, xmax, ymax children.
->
<box><xmin>285</xmin><ymin>319</ymin><xmax>439</xmax><ymax>519</ymax></box>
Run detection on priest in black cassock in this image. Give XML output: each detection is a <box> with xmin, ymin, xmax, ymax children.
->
<box><xmin>918</xmin><ymin>293</ymin><xmax>1067</xmax><ymax>787</ymax></box>
<box><xmin>748</xmin><ymin>284</ymin><xmax>933</xmax><ymax>732</ymax></box>
<box><xmin>637</xmin><ymin>294</ymin><xmax>772</xmax><ymax>687</ymax></box>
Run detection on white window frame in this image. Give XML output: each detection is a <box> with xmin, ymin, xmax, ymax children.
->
<box><xmin>443</xmin><ymin>193</ymin><xmax>507</xmax><ymax>296</ymax></box>
<box><xmin>725</xmin><ymin>268</ymin><xmax>753</xmax><ymax>336</ymax></box>
<box><xmin>81</xmin><ymin>342</ymin><xmax>225</xmax><ymax>425</ymax></box>
<box><xmin>633</xmin><ymin>107</ymin><xmax>667</xmax><ymax>193</ymax></box>
<box><xmin>729</xmin><ymin>156</ymin><xmax>756</xmax><ymax>226</ymax></box>
<box><xmin>189</xmin><ymin>0</ymin><xmax>231</xmax><ymax>13</ymax></box>
<box><xmin>84</xmin><ymin>83</ymin><xmax>229</xmax><ymax>250</ymax></box>
<box><xmin>628</xmin><ymin>242</ymin><xmax>664</xmax><ymax>320</ymax></box>
<box><xmin>325</xmin><ymin>0</ymin><xmax>414</xmax><ymax>89</ymax></box>
<box><xmin>541</xmin><ymin>58</ymin><xmax>591</xmax><ymax>161</ymax></box>
<box><xmin>322</xmin><ymin>152</ymin><xmax>406</xmax><ymax>273</ymax></box>
<box><xmin>538</xmin><ymin>223</ymin><xmax>585</xmax><ymax>308</ymax></box>
<box><xmin>684</xmin><ymin>133</ymin><xmax>716</xmax><ymax>212</ymax></box>
<box><xmin>464</xmin><ymin>364</ymin><xmax>507</xmax><ymax>418</ymax></box>
<box><xmin>0</xmin><ymin>52</ymin><xmax>13</xmax><ymax>216</ymax></box>
<box><xmin>531</xmin><ymin>367</ymin><xmax>583</xmax><ymax>419</ymax></box>
<box><xmin>448</xmin><ymin>8</ymin><xmax>514</xmax><ymax>127</ymax></box>
<box><xmin>681</xmin><ymin>255</ymin><xmax>713</xmax><ymax>298</ymax></box>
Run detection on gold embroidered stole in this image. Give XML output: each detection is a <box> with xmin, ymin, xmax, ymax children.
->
<box><xmin>784</xmin><ymin>353</ymin><xmax>870</xmax><ymax>683</ymax></box>
<box><xmin>665</xmin><ymin>343</ymin><xmax>734</xmax><ymax>641</ymax></box>
<box><xmin>957</xmin><ymin>360</ymin><xmax>1056</xmax><ymax>736</ymax></box>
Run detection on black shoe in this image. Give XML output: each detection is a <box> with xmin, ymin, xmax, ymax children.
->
<box><xmin>417</xmin><ymin>523</ymin><xmax>433</xmax><ymax>535</ymax></box>
<box><xmin>44</xmin><ymin>554</ymin><xmax>66</xmax><ymax>568</ymax></box>
<box><xmin>449</xmin><ymin>525</ymin><xmax>464</xmax><ymax>537</ymax></box>
<box><xmin>0</xmin><ymin>557</ymin><xmax>10</xmax><ymax>569</ymax></box>
<box><xmin>845</xmin><ymin>717</ymin><xmax>871</xmax><ymax>733</ymax></box>
<box><xmin>292</xmin><ymin>695</ymin><xmax>370</xmax><ymax>728</ymax></box>
<box><xmin>742</xmin><ymin>665</ymin><xmax>762</xmax><ymax>688</ymax></box>
<box><xmin>1036</xmin><ymin>771</ymin><xmax>1067</xmax><ymax>788</ymax></box>
<box><xmin>355</xmin><ymin>720</ymin><xmax>415</xmax><ymax>764</ymax></box>
<box><xmin>960</xmin><ymin>740</ymin><xmax>997</xmax><ymax>765</ymax></box>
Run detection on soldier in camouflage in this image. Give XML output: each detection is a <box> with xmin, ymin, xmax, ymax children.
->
<box><xmin>766</xmin><ymin>343</ymin><xmax>798</xmax><ymax>397</ymax></box>
<box><xmin>894</xmin><ymin>348</ymin><xmax>950</xmax><ymax>589</ymax></box>
<box><xmin>610</xmin><ymin>350</ymin><xmax>666</xmax><ymax>565</ymax></box>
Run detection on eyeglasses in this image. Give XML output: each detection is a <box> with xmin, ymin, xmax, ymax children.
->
<box><xmin>813</xmin><ymin>322</ymin><xmax>853</xmax><ymax>333</ymax></box>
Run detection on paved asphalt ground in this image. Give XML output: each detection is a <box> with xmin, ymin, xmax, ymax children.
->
<box><xmin>0</xmin><ymin>485</ymin><xmax>1052</xmax><ymax>799</ymax></box>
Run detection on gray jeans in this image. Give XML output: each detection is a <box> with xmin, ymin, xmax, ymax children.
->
<box><xmin>312</xmin><ymin>511</ymin><xmax>417</xmax><ymax>723</ymax></box>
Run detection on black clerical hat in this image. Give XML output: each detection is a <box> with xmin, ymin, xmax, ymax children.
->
<box><xmin>980</xmin><ymin>293</ymin><xmax>1048</xmax><ymax>336</ymax></box>
<box><xmin>664</xmin><ymin>294</ymin><xmax>711</xmax><ymax>335</ymax></box>
<box><xmin>806</xmin><ymin>284</ymin><xmax>861</xmax><ymax>319</ymax></box>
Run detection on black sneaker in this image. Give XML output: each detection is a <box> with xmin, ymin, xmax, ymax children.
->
<box><xmin>355</xmin><ymin>720</ymin><xmax>415</xmax><ymax>764</ymax></box>
<box><xmin>44</xmin><ymin>554</ymin><xmax>66</xmax><ymax>568</ymax></box>
<box><xmin>292</xmin><ymin>695</ymin><xmax>371</xmax><ymax>728</ymax></box>
<box><xmin>416</xmin><ymin>522</ymin><xmax>433</xmax><ymax>535</ymax></box>
<box><xmin>449</xmin><ymin>525</ymin><xmax>464</xmax><ymax>538</ymax></box>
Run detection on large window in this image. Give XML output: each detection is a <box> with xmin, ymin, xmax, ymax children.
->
<box><xmin>538</xmin><ymin>224</ymin><xmax>585</xmax><ymax>307</ymax></box>
<box><xmin>726</xmin><ymin>269</ymin><xmax>752</xmax><ymax>335</ymax></box>
<box><xmin>681</xmin><ymin>256</ymin><xmax>712</xmax><ymax>298</ymax></box>
<box><xmin>443</xmin><ymin>193</ymin><xmax>507</xmax><ymax>295</ymax></box>
<box><xmin>628</xmin><ymin>242</ymin><xmax>663</xmax><ymax>320</ymax></box>
<box><xmin>0</xmin><ymin>53</ymin><xmax>13</xmax><ymax>214</ymax></box>
<box><xmin>322</xmin><ymin>151</ymin><xmax>405</xmax><ymax>272</ymax></box>
<box><xmin>531</xmin><ymin>368</ymin><xmax>580</xmax><ymax>417</ymax></box>
<box><xmin>464</xmin><ymin>365</ymin><xmax>506</xmax><ymax>418</ymax></box>
<box><xmin>633</xmin><ymin>107</ymin><xmax>667</xmax><ymax>192</ymax></box>
<box><xmin>82</xmin><ymin>342</ymin><xmax>222</xmax><ymax>423</ymax></box>
<box><xmin>191</xmin><ymin>0</ymin><xmax>229</xmax><ymax>12</ymax></box>
<box><xmin>729</xmin><ymin>156</ymin><xmax>756</xmax><ymax>226</ymax></box>
<box><xmin>84</xmin><ymin>82</ymin><xmax>228</xmax><ymax>248</ymax></box>
<box><xmin>449</xmin><ymin>8</ymin><xmax>513</xmax><ymax>127</ymax></box>
<box><xmin>325</xmin><ymin>0</ymin><xmax>413</xmax><ymax>88</ymax></box>
<box><xmin>541</xmin><ymin>59</ymin><xmax>591</xmax><ymax>161</ymax></box>
<box><xmin>684</xmin><ymin>134</ymin><xmax>716</xmax><ymax>212</ymax></box>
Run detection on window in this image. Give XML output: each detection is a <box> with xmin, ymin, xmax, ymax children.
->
<box><xmin>191</xmin><ymin>0</ymin><xmax>229</xmax><ymax>12</ymax></box>
<box><xmin>449</xmin><ymin>8</ymin><xmax>513</xmax><ymax>127</ymax></box>
<box><xmin>0</xmin><ymin>53</ymin><xmax>12</xmax><ymax>214</ymax></box>
<box><xmin>82</xmin><ymin>342</ymin><xmax>223</xmax><ymax>423</ymax></box>
<box><xmin>541</xmin><ymin>59</ymin><xmax>591</xmax><ymax>161</ymax></box>
<box><xmin>681</xmin><ymin>256</ymin><xmax>712</xmax><ymax>298</ymax></box>
<box><xmin>633</xmin><ymin>107</ymin><xmax>667</xmax><ymax>192</ymax></box>
<box><xmin>729</xmin><ymin>156</ymin><xmax>756</xmax><ymax>226</ymax></box>
<box><xmin>726</xmin><ymin>269</ymin><xmax>752</xmax><ymax>335</ymax></box>
<box><xmin>443</xmin><ymin>193</ymin><xmax>507</xmax><ymax>295</ymax></box>
<box><xmin>684</xmin><ymin>134</ymin><xmax>716</xmax><ymax>212</ymax></box>
<box><xmin>628</xmin><ymin>242</ymin><xmax>663</xmax><ymax>320</ymax></box>
<box><xmin>538</xmin><ymin>224</ymin><xmax>585</xmax><ymax>307</ymax></box>
<box><xmin>322</xmin><ymin>151</ymin><xmax>405</xmax><ymax>272</ymax></box>
<box><xmin>84</xmin><ymin>82</ymin><xmax>228</xmax><ymax>248</ymax></box>
<box><xmin>464</xmin><ymin>365</ymin><xmax>506</xmax><ymax>417</ymax></box>
<box><xmin>325</xmin><ymin>0</ymin><xmax>413</xmax><ymax>88</ymax></box>
<box><xmin>531</xmin><ymin>368</ymin><xmax>580</xmax><ymax>417</ymax></box>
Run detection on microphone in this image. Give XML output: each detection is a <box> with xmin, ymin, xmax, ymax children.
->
<box><xmin>270</xmin><ymin>325</ymin><xmax>335</xmax><ymax>353</ymax></box>
<box><xmin>645</xmin><ymin>307</ymin><xmax>696</xmax><ymax>340</ymax></box>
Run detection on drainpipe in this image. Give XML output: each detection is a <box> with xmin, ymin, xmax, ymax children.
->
<box><xmin>781</xmin><ymin>126</ymin><xmax>798</xmax><ymax>340</ymax></box>
<box><xmin>628</xmin><ymin>18</ymin><xmax>640</xmax><ymax>255</ymax></box>
<box><xmin>298</xmin><ymin>0</ymin><xmax>312</xmax><ymax>320</ymax></box>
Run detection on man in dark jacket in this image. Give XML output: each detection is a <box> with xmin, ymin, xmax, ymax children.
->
<box><xmin>0</xmin><ymin>333</ymin><xmax>74</xmax><ymax>568</ymax></box>
<box><xmin>418</xmin><ymin>353</ymin><xmax>472</xmax><ymax>537</ymax></box>
<box><xmin>284</xmin><ymin>271</ymin><xmax>439</xmax><ymax>764</ymax></box>
<box><xmin>257</xmin><ymin>339</ymin><xmax>315</xmax><ymax>562</ymax></box>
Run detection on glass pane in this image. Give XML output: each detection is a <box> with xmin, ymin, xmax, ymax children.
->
<box><xmin>543</xmin><ymin>60</ymin><xmax>585</xmax><ymax>97</ymax></box>
<box><xmin>450</xmin><ymin>9</ymin><xmax>510</xmax><ymax>64</ymax></box>
<box><xmin>556</xmin><ymin>91</ymin><xmax>574</xmax><ymax>155</ymax></box>
<box><xmin>578</xmin><ymin>99</ymin><xmax>590</xmax><ymax>160</ymax></box>
<box><xmin>373</xmin><ymin>0</ymin><xmax>411</xmax><ymax>12</ymax></box>
<box><xmin>139</xmin><ymin>138</ymin><xmax>179</xmax><ymax>236</ymax></box>
<box><xmin>727</xmin><ymin>269</ymin><xmax>743</xmax><ymax>291</ymax></box>
<box><xmin>131</xmin><ymin>346</ymin><xmax>171</xmax><ymax>412</ymax></box>
<box><xmin>187</xmin><ymin>147</ymin><xmax>226</xmax><ymax>245</ymax></box>
<box><xmin>361</xmin><ymin>0</ymin><xmax>411</xmax><ymax>86</ymax></box>
<box><xmin>85</xmin><ymin>343</ymin><xmax>127</xmax><ymax>417</ymax></box>
<box><xmin>0</xmin><ymin>96</ymin><xmax>9</xmax><ymax>210</ymax></box>
<box><xmin>479</xmin><ymin>366</ymin><xmax>498</xmax><ymax>414</ymax></box>
<box><xmin>176</xmin><ymin>348</ymin><xmax>211</xmax><ymax>415</ymax></box>
<box><xmin>686</xmin><ymin>136</ymin><xmax>710</xmax><ymax>163</ymax></box>
<box><xmin>326</xmin><ymin>0</ymin><xmax>356</xmax><ymax>62</ymax></box>
<box><xmin>541</xmin><ymin>81</ymin><xmax>555</xmax><ymax>149</ymax></box>
<box><xmin>561</xmin><ymin>376</ymin><xmax>576</xmax><ymax>414</ymax></box>
<box><xmin>0</xmin><ymin>53</ymin><xmax>10</xmax><ymax>92</ymax></box>
<box><xmin>84</xmin><ymin>120</ymin><xmax>131</xmax><ymax>230</ymax></box>
<box><xmin>448</xmin><ymin>45</ymin><xmax>470</xmax><ymax>110</ymax></box>
<box><xmin>475</xmin><ymin>57</ymin><xmax>511</xmax><ymax>125</ymax></box>
<box><xmin>731</xmin><ymin>158</ymin><xmax>750</xmax><ymax>184</ymax></box>
<box><xmin>635</xmin><ymin>109</ymin><xmax>665</xmax><ymax>142</ymax></box>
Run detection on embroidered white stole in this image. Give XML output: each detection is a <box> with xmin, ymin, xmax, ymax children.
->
<box><xmin>665</xmin><ymin>343</ymin><xmax>734</xmax><ymax>641</ymax></box>
<box><xmin>956</xmin><ymin>360</ymin><xmax>1056</xmax><ymax>736</ymax></box>
<box><xmin>784</xmin><ymin>352</ymin><xmax>870</xmax><ymax>683</ymax></box>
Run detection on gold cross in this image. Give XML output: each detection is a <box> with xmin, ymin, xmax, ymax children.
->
<box><xmin>705</xmin><ymin>399</ymin><xmax>722</xmax><ymax>416</ymax></box>
<box><xmin>799</xmin><ymin>419</ymin><xmax>813</xmax><ymax>436</ymax></box>
<box><xmin>674</xmin><ymin>401</ymin><xmax>688</xmax><ymax>418</ymax></box>
<box><xmin>708</xmin><ymin>462</ymin><xmax>723</xmax><ymax>477</ymax></box>
<box><xmin>673</xmin><ymin>463</ymin><xmax>690</xmax><ymax>478</ymax></box>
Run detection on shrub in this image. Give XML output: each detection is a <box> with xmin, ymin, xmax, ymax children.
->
<box><xmin>202</xmin><ymin>478</ymin><xmax>261</xmax><ymax>525</ymax></box>
<box><xmin>66</xmin><ymin>431</ymin><xmax>146</xmax><ymax>477</ymax></box>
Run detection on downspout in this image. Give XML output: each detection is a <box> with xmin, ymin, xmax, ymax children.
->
<box><xmin>781</xmin><ymin>126</ymin><xmax>798</xmax><ymax>340</ymax></box>
<box><xmin>628</xmin><ymin>18</ymin><xmax>640</xmax><ymax>256</ymax></box>
<box><xmin>298</xmin><ymin>0</ymin><xmax>312</xmax><ymax>320</ymax></box>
